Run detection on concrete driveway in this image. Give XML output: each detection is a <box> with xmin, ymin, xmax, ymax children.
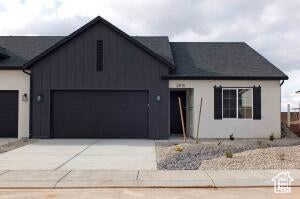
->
<box><xmin>0</xmin><ymin>139</ymin><xmax>157</xmax><ymax>170</ymax></box>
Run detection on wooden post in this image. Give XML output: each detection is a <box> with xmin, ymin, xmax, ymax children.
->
<box><xmin>178</xmin><ymin>97</ymin><xmax>186</xmax><ymax>142</ymax></box>
<box><xmin>196</xmin><ymin>97</ymin><xmax>203</xmax><ymax>143</ymax></box>
<box><xmin>287</xmin><ymin>104</ymin><xmax>290</xmax><ymax>127</ymax></box>
<box><xmin>298</xmin><ymin>103</ymin><xmax>300</xmax><ymax>121</ymax></box>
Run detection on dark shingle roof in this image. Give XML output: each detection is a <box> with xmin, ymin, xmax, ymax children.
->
<box><xmin>0</xmin><ymin>36</ymin><xmax>63</xmax><ymax>68</ymax></box>
<box><xmin>133</xmin><ymin>36</ymin><xmax>174</xmax><ymax>64</ymax></box>
<box><xmin>167</xmin><ymin>42</ymin><xmax>288</xmax><ymax>80</ymax></box>
<box><xmin>0</xmin><ymin>47</ymin><xmax>10</xmax><ymax>59</ymax></box>
<box><xmin>0</xmin><ymin>36</ymin><xmax>288</xmax><ymax>80</ymax></box>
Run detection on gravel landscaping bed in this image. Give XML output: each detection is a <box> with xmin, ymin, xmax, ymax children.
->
<box><xmin>156</xmin><ymin>138</ymin><xmax>300</xmax><ymax>170</ymax></box>
<box><xmin>199</xmin><ymin>145</ymin><xmax>300</xmax><ymax>170</ymax></box>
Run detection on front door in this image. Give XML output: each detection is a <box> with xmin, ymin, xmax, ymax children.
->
<box><xmin>170</xmin><ymin>91</ymin><xmax>186</xmax><ymax>134</ymax></box>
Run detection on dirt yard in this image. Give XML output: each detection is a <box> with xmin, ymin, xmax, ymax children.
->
<box><xmin>156</xmin><ymin>138</ymin><xmax>300</xmax><ymax>170</ymax></box>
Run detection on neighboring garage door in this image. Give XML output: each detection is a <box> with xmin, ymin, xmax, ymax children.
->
<box><xmin>0</xmin><ymin>91</ymin><xmax>18</xmax><ymax>137</ymax></box>
<box><xmin>51</xmin><ymin>90</ymin><xmax>149</xmax><ymax>138</ymax></box>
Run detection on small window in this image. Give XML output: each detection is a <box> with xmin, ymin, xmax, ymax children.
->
<box><xmin>222</xmin><ymin>88</ymin><xmax>253</xmax><ymax>119</ymax></box>
<box><xmin>96</xmin><ymin>40</ymin><xmax>103</xmax><ymax>71</ymax></box>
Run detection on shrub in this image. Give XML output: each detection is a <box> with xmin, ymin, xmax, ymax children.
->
<box><xmin>257</xmin><ymin>140</ymin><xmax>268</xmax><ymax>148</ymax></box>
<box><xmin>269</xmin><ymin>134</ymin><xmax>274</xmax><ymax>141</ymax></box>
<box><xmin>224</xmin><ymin>150</ymin><xmax>233</xmax><ymax>158</ymax></box>
<box><xmin>229</xmin><ymin>134</ymin><xmax>235</xmax><ymax>141</ymax></box>
<box><xmin>175</xmin><ymin>145</ymin><xmax>183</xmax><ymax>152</ymax></box>
<box><xmin>279</xmin><ymin>152</ymin><xmax>285</xmax><ymax>161</ymax></box>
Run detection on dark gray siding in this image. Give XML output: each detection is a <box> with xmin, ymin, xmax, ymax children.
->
<box><xmin>31</xmin><ymin>21</ymin><xmax>170</xmax><ymax>139</ymax></box>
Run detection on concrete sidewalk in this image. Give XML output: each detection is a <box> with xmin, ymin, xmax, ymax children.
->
<box><xmin>0</xmin><ymin>169</ymin><xmax>299</xmax><ymax>188</ymax></box>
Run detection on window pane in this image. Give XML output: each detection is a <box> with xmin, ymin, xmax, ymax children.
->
<box><xmin>223</xmin><ymin>90</ymin><xmax>230</xmax><ymax>99</ymax></box>
<box><xmin>246</xmin><ymin>108</ymin><xmax>252</xmax><ymax>118</ymax></box>
<box><xmin>223</xmin><ymin>98</ymin><xmax>230</xmax><ymax>109</ymax></box>
<box><xmin>230</xmin><ymin>108</ymin><xmax>237</xmax><ymax>118</ymax></box>
<box><xmin>230</xmin><ymin>96</ymin><xmax>236</xmax><ymax>109</ymax></box>
<box><xmin>229</xmin><ymin>90</ymin><xmax>236</xmax><ymax>99</ymax></box>
<box><xmin>223</xmin><ymin>89</ymin><xmax>237</xmax><ymax>118</ymax></box>
<box><xmin>223</xmin><ymin>108</ymin><xmax>230</xmax><ymax>118</ymax></box>
<box><xmin>238</xmin><ymin>89</ymin><xmax>253</xmax><ymax>119</ymax></box>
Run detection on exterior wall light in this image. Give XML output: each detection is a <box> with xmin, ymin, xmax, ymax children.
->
<box><xmin>156</xmin><ymin>95</ymin><xmax>161</xmax><ymax>102</ymax></box>
<box><xmin>22</xmin><ymin>93</ymin><xmax>28</xmax><ymax>102</ymax></box>
<box><xmin>37</xmin><ymin>95</ymin><xmax>43</xmax><ymax>103</ymax></box>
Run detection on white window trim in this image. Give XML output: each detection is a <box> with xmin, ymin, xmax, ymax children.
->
<box><xmin>222</xmin><ymin>87</ymin><xmax>253</xmax><ymax>120</ymax></box>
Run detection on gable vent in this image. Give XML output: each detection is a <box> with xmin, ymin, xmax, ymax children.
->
<box><xmin>96</xmin><ymin>40</ymin><xmax>103</xmax><ymax>71</ymax></box>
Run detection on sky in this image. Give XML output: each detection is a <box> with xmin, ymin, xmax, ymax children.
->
<box><xmin>0</xmin><ymin>0</ymin><xmax>299</xmax><ymax>111</ymax></box>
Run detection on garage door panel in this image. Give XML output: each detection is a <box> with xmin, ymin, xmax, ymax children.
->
<box><xmin>52</xmin><ymin>90</ymin><xmax>148</xmax><ymax>138</ymax></box>
<box><xmin>0</xmin><ymin>91</ymin><xmax>18</xmax><ymax>138</ymax></box>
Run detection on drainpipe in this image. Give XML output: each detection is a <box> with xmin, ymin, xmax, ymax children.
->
<box><xmin>22</xmin><ymin>69</ymin><xmax>32</xmax><ymax>139</ymax></box>
<box><xmin>280</xmin><ymin>80</ymin><xmax>285</xmax><ymax>86</ymax></box>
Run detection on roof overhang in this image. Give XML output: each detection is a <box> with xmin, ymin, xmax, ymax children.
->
<box><xmin>162</xmin><ymin>75</ymin><xmax>289</xmax><ymax>80</ymax></box>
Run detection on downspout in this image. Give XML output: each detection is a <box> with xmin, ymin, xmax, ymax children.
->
<box><xmin>280</xmin><ymin>80</ymin><xmax>285</xmax><ymax>86</ymax></box>
<box><xmin>22</xmin><ymin>68</ymin><xmax>32</xmax><ymax>138</ymax></box>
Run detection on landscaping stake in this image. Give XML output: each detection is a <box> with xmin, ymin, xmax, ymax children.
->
<box><xmin>287</xmin><ymin>104</ymin><xmax>291</xmax><ymax>127</ymax></box>
<box><xmin>178</xmin><ymin>97</ymin><xmax>186</xmax><ymax>142</ymax></box>
<box><xmin>196</xmin><ymin>97</ymin><xmax>203</xmax><ymax>143</ymax></box>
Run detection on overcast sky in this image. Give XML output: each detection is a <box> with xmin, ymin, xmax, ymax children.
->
<box><xmin>0</xmin><ymin>0</ymin><xmax>299</xmax><ymax>111</ymax></box>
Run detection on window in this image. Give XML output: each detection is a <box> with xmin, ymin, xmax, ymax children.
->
<box><xmin>222</xmin><ymin>88</ymin><xmax>253</xmax><ymax>119</ymax></box>
<box><xmin>238</xmin><ymin>89</ymin><xmax>253</xmax><ymax>119</ymax></box>
<box><xmin>96</xmin><ymin>40</ymin><xmax>103</xmax><ymax>71</ymax></box>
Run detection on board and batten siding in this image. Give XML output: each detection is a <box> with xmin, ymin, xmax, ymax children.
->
<box><xmin>169</xmin><ymin>80</ymin><xmax>281</xmax><ymax>138</ymax></box>
<box><xmin>0</xmin><ymin>70</ymin><xmax>30</xmax><ymax>138</ymax></box>
<box><xmin>30</xmin><ymin>22</ymin><xmax>170</xmax><ymax>139</ymax></box>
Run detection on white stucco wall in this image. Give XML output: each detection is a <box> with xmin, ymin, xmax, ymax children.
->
<box><xmin>169</xmin><ymin>80</ymin><xmax>281</xmax><ymax>138</ymax></box>
<box><xmin>0</xmin><ymin>70</ymin><xmax>30</xmax><ymax>138</ymax></box>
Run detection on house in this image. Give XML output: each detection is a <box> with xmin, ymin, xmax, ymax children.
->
<box><xmin>272</xmin><ymin>172</ymin><xmax>294</xmax><ymax>193</ymax></box>
<box><xmin>0</xmin><ymin>16</ymin><xmax>288</xmax><ymax>139</ymax></box>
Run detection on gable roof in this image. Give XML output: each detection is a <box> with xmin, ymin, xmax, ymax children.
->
<box><xmin>23</xmin><ymin>16</ymin><xmax>175</xmax><ymax>69</ymax></box>
<box><xmin>0</xmin><ymin>36</ymin><xmax>173</xmax><ymax>69</ymax></box>
<box><xmin>163</xmin><ymin>42</ymin><xmax>288</xmax><ymax>80</ymax></box>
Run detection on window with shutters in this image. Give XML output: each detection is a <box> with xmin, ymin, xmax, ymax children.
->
<box><xmin>96</xmin><ymin>40</ymin><xmax>103</xmax><ymax>71</ymax></box>
<box><xmin>222</xmin><ymin>88</ymin><xmax>253</xmax><ymax>119</ymax></box>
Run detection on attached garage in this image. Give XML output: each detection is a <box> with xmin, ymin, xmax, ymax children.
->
<box><xmin>0</xmin><ymin>91</ymin><xmax>18</xmax><ymax>137</ymax></box>
<box><xmin>27</xmin><ymin>17</ymin><xmax>173</xmax><ymax>139</ymax></box>
<box><xmin>51</xmin><ymin>90</ymin><xmax>149</xmax><ymax>138</ymax></box>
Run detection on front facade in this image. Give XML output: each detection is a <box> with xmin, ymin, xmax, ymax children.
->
<box><xmin>0</xmin><ymin>16</ymin><xmax>288</xmax><ymax>139</ymax></box>
<box><xmin>169</xmin><ymin>80</ymin><xmax>281</xmax><ymax>138</ymax></box>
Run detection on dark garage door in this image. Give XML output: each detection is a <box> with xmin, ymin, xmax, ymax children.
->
<box><xmin>0</xmin><ymin>91</ymin><xmax>18</xmax><ymax>137</ymax></box>
<box><xmin>51</xmin><ymin>90</ymin><xmax>149</xmax><ymax>138</ymax></box>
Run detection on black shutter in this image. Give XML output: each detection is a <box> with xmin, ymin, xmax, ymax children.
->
<box><xmin>214</xmin><ymin>86</ymin><xmax>222</xmax><ymax>119</ymax></box>
<box><xmin>96</xmin><ymin>40</ymin><xmax>103</xmax><ymax>71</ymax></box>
<box><xmin>253</xmin><ymin>86</ymin><xmax>261</xmax><ymax>120</ymax></box>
